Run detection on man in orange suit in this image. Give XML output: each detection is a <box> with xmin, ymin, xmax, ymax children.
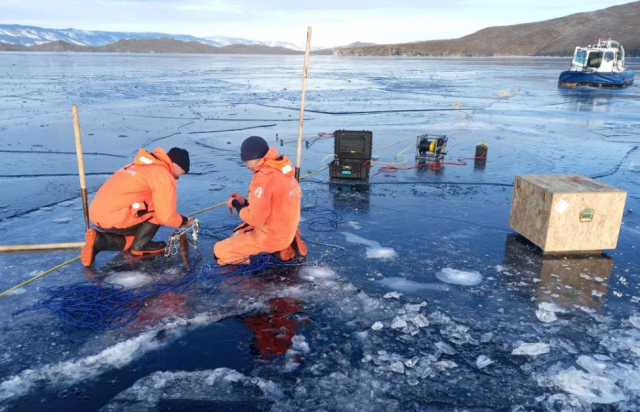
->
<box><xmin>81</xmin><ymin>147</ymin><xmax>194</xmax><ymax>266</ymax></box>
<box><xmin>214</xmin><ymin>136</ymin><xmax>306</xmax><ymax>265</ymax></box>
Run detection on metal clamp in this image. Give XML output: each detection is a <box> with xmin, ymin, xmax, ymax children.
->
<box><xmin>580</xmin><ymin>208</ymin><xmax>595</xmax><ymax>222</ymax></box>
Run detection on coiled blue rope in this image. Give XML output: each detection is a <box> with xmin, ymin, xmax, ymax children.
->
<box><xmin>14</xmin><ymin>240</ymin><xmax>345</xmax><ymax>343</ymax></box>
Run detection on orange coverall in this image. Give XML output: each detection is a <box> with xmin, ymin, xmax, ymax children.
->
<box><xmin>89</xmin><ymin>147</ymin><xmax>185</xmax><ymax>230</ymax></box>
<box><xmin>214</xmin><ymin>147</ymin><xmax>302</xmax><ymax>264</ymax></box>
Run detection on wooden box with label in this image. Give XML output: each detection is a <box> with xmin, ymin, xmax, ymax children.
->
<box><xmin>509</xmin><ymin>175</ymin><xmax>627</xmax><ymax>253</ymax></box>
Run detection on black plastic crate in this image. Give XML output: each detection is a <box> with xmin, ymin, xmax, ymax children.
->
<box><xmin>329</xmin><ymin>160</ymin><xmax>371</xmax><ymax>179</ymax></box>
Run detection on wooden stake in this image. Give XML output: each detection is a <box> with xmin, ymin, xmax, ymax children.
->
<box><xmin>295</xmin><ymin>27</ymin><xmax>312</xmax><ymax>181</ymax></box>
<box><xmin>72</xmin><ymin>105</ymin><xmax>90</xmax><ymax>231</ymax></box>
<box><xmin>0</xmin><ymin>242</ymin><xmax>85</xmax><ymax>253</ymax></box>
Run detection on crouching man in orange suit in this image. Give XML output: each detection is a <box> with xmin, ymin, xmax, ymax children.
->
<box><xmin>81</xmin><ymin>147</ymin><xmax>194</xmax><ymax>266</ymax></box>
<box><xmin>214</xmin><ymin>136</ymin><xmax>307</xmax><ymax>265</ymax></box>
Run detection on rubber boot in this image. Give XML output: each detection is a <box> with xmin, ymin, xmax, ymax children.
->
<box><xmin>81</xmin><ymin>229</ymin><xmax>127</xmax><ymax>266</ymax></box>
<box><xmin>291</xmin><ymin>229</ymin><xmax>307</xmax><ymax>257</ymax></box>
<box><xmin>131</xmin><ymin>222</ymin><xmax>167</xmax><ymax>256</ymax></box>
<box><xmin>272</xmin><ymin>245</ymin><xmax>295</xmax><ymax>262</ymax></box>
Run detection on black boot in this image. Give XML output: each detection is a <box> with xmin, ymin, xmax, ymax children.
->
<box><xmin>131</xmin><ymin>222</ymin><xmax>167</xmax><ymax>256</ymax></box>
<box><xmin>81</xmin><ymin>229</ymin><xmax>127</xmax><ymax>266</ymax></box>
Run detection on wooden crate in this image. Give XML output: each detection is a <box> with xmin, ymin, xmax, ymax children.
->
<box><xmin>509</xmin><ymin>174</ymin><xmax>626</xmax><ymax>252</ymax></box>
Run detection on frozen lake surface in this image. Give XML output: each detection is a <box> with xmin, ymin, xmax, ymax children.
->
<box><xmin>1</xmin><ymin>53</ymin><xmax>640</xmax><ymax>411</ymax></box>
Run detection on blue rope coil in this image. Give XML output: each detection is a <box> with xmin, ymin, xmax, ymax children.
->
<box><xmin>13</xmin><ymin>240</ymin><xmax>345</xmax><ymax>343</ymax></box>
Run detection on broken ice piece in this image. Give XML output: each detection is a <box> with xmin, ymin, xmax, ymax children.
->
<box><xmin>512</xmin><ymin>343</ymin><xmax>550</xmax><ymax>356</ymax></box>
<box><xmin>53</xmin><ymin>218</ymin><xmax>71</xmax><ymax>224</ymax></box>
<box><xmin>538</xmin><ymin>302</ymin><xmax>567</xmax><ymax>313</ymax></box>
<box><xmin>629</xmin><ymin>316</ymin><xmax>640</xmax><ymax>329</ymax></box>
<box><xmin>391</xmin><ymin>316</ymin><xmax>407</xmax><ymax>329</ymax></box>
<box><xmin>434</xmin><ymin>360</ymin><xmax>458</xmax><ymax>370</ymax></box>
<box><xmin>404</xmin><ymin>303</ymin><xmax>423</xmax><ymax>312</ymax></box>
<box><xmin>361</xmin><ymin>354</ymin><xmax>373</xmax><ymax>363</ymax></box>
<box><xmin>592</xmin><ymin>290</ymin><xmax>604</xmax><ymax>298</ymax></box>
<box><xmin>371</xmin><ymin>322</ymin><xmax>384</xmax><ymax>331</ymax></box>
<box><xmin>390</xmin><ymin>361</ymin><xmax>405</xmax><ymax>374</ymax></box>
<box><xmin>435</xmin><ymin>341</ymin><xmax>457</xmax><ymax>355</ymax></box>
<box><xmin>476</xmin><ymin>355</ymin><xmax>493</xmax><ymax>369</ymax></box>
<box><xmin>405</xmin><ymin>356</ymin><xmax>420</xmax><ymax>368</ymax></box>
<box><xmin>536</xmin><ymin>309</ymin><xmax>557</xmax><ymax>323</ymax></box>
<box><xmin>480</xmin><ymin>332</ymin><xmax>494</xmax><ymax>343</ymax></box>
<box><xmin>384</xmin><ymin>291</ymin><xmax>402</xmax><ymax>299</ymax></box>
<box><xmin>412</xmin><ymin>314</ymin><xmax>429</xmax><ymax>328</ymax></box>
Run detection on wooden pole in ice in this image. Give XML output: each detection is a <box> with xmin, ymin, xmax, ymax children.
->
<box><xmin>72</xmin><ymin>105</ymin><xmax>90</xmax><ymax>231</ymax></box>
<box><xmin>294</xmin><ymin>26</ymin><xmax>312</xmax><ymax>181</ymax></box>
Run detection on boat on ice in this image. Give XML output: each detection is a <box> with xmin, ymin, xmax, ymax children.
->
<box><xmin>558</xmin><ymin>39</ymin><xmax>634</xmax><ymax>87</ymax></box>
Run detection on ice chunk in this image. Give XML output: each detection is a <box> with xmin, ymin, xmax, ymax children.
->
<box><xmin>435</xmin><ymin>267</ymin><xmax>482</xmax><ymax>286</ymax></box>
<box><xmin>434</xmin><ymin>360</ymin><xmax>458</xmax><ymax>370</ymax></box>
<box><xmin>343</xmin><ymin>232</ymin><xmax>397</xmax><ymax>259</ymax></box>
<box><xmin>412</xmin><ymin>314</ymin><xmax>429</xmax><ymax>328</ymax></box>
<box><xmin>539</xmin><ymin>302</ymin><xmax>567</xmax><ymax>313</ymax></box>
<box><xmin>551</xmin><ymin>367</ymin><xmax>627</xmax><ymax>404</ymax></box>
<box><xmin>300</xmin><ymin>267</ymin><xmax>336</xmax><ymax>281</ymax></box>
<box><xmin>480</xmin><ymin>332</ymin><xmax>494</xmax><ymax>343</ymax></box>
<box><xmin>512</xmin><ymin>343</ymin><xmax>550</xmax><ymax>356</ymax></box>
<box><xmin>576</xmin><ymin>355</ymin><xmax>607</xmax><ymax>374</ymax></box>
<box><xmin>379</xmin><ymin>277</ymin><xmax>448</xmax><ymax>293</ymax></box>
<box><xmin>102</xmin><ymin>368</ymin><xmax>281</xmax><ymax>411</ymax></box>
<box><xmin>291</xmin><ymin>335</ymin><xmax>310</xmax><ymax>353</ymax></box>
<box><xmin>536</xmin><ymin>309</ymin><xmax>557</xmax><ymax>323</ymax></box>
<box><xmin>592</xmin><ymin>290</ymin><xmax>605</xmax><ymax>298</ymax></box>
<box><xmin>404</xmin><ymin>302</ymin><xmax>427</xmax><ymax>313</ymax></box>
<box><xmin>52</xmin><ymin>218</ymin><xmax>71</xmax><ymax>224</ymax></box>
<box><xmin>390</xmin><ymin>361</ymin><xmax>405</xmax><ymax>374</ymax></box>
<box><xmin>384</xmin><ymin>291</ymin><xmax>402</xmax><ymax>299</ymax></box>
<box><xmin>405</xmin><ymin>356</ymin><xmax>420</xmax><ymax>368</ymax></box>
<box><xmin>104</xmin><ymin>272</ymin><xmax>155</xmax><ymax>289</ymax></box>
<box><xmin>629</xmin><ymin>316</ymin><xmax>640</xmax><ymax>329</ymax></box>
<box><xmin>435</xmin><ymin>341</ymin><xmax>457</xmax><ymax>355</ymax></box>
<box><xmin>371</xmin><ymin>321</ymin><xmax>384</xmax><ymax>331</ymax></box>
<box><xmin>390</xmin><ymin>316</ymin><xmax>407</xmax><ymax>329</ymax></box>
<box><xmin>476</xmin><ymin>355</ymin><xmax>493</xmax><ymax>369</ymax></box>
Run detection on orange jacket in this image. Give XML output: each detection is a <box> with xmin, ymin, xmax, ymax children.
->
<box><xmin>90</xmin><ymin>147</ymin><xmax>184</xmax><ymax>229</ymax></box>
<box><xmin>239</xmin><ymin>147</ymin><xmax>302</xmax><ymax>251</ymax></box>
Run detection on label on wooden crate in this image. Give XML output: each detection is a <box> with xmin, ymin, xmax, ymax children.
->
<box><xmin>555</xmin><ymin>199</ymin><xmax>569</xmax><ymax>214</ymax></box>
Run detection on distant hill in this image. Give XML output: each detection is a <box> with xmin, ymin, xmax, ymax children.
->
<box><xmin>335</xmin><ymin>1</ymin><xmax>640</xmax><ymax>57</ymax></box>
<box><xmin>0</xmin><ymin>24</ymin><xmax>318</xmax><ymax>50</ymax></box>
<box><xmin>335</xmin><ymin>41</ymin><xmax>377</xmax><ymax>49</ymax></box>
<box><xmin>0</xmin><ymin>38</ymin><xmax>308</xmax><ymax>54</ymax></box>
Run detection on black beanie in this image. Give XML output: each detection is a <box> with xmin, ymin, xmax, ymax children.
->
<box><xmin>240</xmin><ymin>136</ymin><xmax>269</xmax><ymax>161</ymax></box>
<box><xmin>167</xmin><ymin>147</ymin><xmax>190</xmax><ymax>173</ymax></box>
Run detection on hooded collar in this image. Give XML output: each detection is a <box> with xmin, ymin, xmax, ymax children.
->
<box><xmin>252</xmin><ymin>147</ymin><xmax>295</xmax><ymax>176</ymax></box>
<box><xmin>134</xmin><ymin>147</ymin><xmax>175</xmax><ymax>175</ymax></box>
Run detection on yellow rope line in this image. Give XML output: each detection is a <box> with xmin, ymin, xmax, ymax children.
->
<box><xmin>371</xmin><ymin>144</ymin><xmax>413</xmax><ymax>166</ymax></box>
<box><xmin>372</xmin><ymin>133</ymin><xmax>421</xmax><ymax>152</ymax></box>
<box><xmin>0</xmin><ymin>256</ymin><xmax>81</xmax><ymax>298</ymax></box>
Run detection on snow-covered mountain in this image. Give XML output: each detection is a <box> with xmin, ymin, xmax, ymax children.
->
<box><xmin>203</xmin><ymin>36</ymin><xmax>314</xmax><ymax>51</ymax></box>
<box><xmin>0</xmin><ymin>24</ymin><xmax>320</xmax><ymax>50</ymax></box>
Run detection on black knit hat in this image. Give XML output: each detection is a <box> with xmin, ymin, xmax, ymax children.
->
<box><xmin>167</xmin><ymin>147</ymin><xmax>190</xmax><ymax>173</ymax></box>
<box><xmin>240</xmin><ymin>136</ymin><xmax>269</xmax><ymax>161</ymax></box>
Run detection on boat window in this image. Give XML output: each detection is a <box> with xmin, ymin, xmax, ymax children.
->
<box><xmin>604</xmin><ymin>52</ymin><xmax>614</xmax><ymax>62</ymax></box>
<box><xmin>574</xmin><ymin>49</ymin><xmax>587</xmax><ymax>65</ymax></box>
<box><xmin>586</xmin><ymin>52</ymin><xmax>603</xmax><ymax>68</ymax></box>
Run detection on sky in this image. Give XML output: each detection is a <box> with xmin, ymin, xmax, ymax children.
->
<box><xmin>1</xmin><ymin>0</ymin><xmax>636</xmax><ymax>48</ymax></box>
